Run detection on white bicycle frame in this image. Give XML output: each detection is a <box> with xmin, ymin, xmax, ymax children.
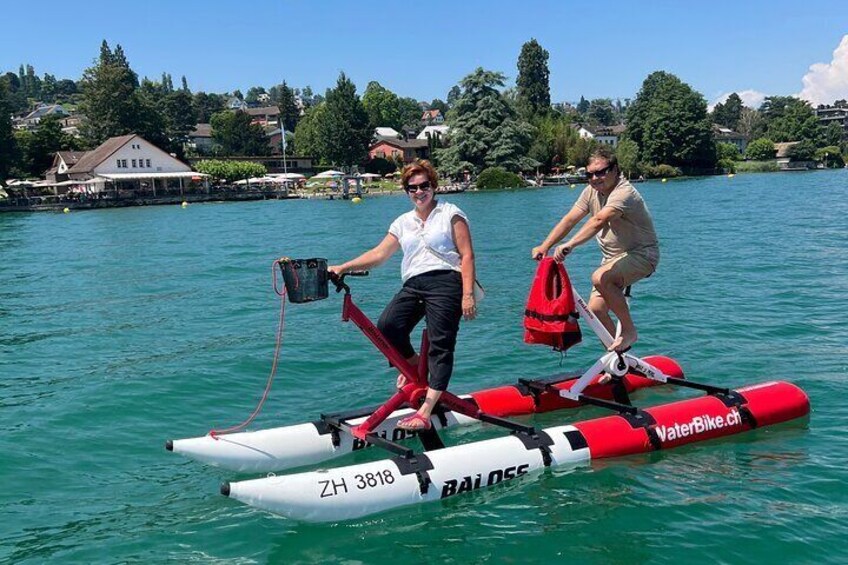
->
<box><xmin>560</xmin><ymin>283</ymin><xmax>674</xmax><ymax>402</ymax></box>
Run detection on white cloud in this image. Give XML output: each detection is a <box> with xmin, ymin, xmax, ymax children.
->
<box><xmin>708</xmin><ymin>89</ymin><xmax>767</xmax><ymax>112</ymax></box>
<box><xmin>797</xmin><ymin>34</ymin><xmax>848</xmax><ymax>106</ymax></box>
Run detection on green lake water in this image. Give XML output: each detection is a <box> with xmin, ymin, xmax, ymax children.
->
<box><xmin>2</xmin><ymin>170</ymin><xmax>847</xmax><ymax>564</ymax></box>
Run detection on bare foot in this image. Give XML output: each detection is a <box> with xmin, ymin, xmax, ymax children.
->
<box><xmin>608</xmin><ymin>330</ymin><xmax>637</xmax><ymax>353</ymax></box>
<box><xmin>396</xmin><ymin>374</ymin><xmax>407</xmax><ymax>389</ymax></box>
<box><xmin>598</xmin><ymin>374</ymin><xmax>613</xmax><ymax>385</ymax></box>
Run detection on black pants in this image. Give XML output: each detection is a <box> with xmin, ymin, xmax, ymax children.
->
<box><xmin>377</xmin><ymin>270</ymin><xmax>462</xmax><ymax>391</ymax></box>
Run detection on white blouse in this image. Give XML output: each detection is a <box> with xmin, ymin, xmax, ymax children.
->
<box><xmin>388</xmin><ymin>200</ymin><xmax>469</xmax><ymax>282</ymax></box>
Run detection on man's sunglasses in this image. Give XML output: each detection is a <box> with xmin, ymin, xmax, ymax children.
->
<box><xmin>405</xmin><ymin>181</ymin><xmax>433</xmax><ymax>193</ymax></box>
<box><xmin>586</xmin><ymin>165</ymin><xmax>614</xmax><ymax>179</ymax></box>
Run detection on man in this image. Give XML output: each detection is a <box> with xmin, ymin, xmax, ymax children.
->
<box><xmin>531</xmin><ymin>146</ymin><xmax>659</xmax><ymax>353</ymax></box>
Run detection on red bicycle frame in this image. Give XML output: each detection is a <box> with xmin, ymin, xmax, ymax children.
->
<box><xmin>335</xmin><ymin>280</ymin><xmax>485</xmax><ymax>440</ymax></box>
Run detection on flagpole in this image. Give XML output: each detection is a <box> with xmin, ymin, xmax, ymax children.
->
<box><xmin>280</xmin><ymin>115</ymin><xmax>288</xmax><ymax>197</ymax></box>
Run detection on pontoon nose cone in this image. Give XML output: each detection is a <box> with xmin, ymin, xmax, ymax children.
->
<box><xmin>220</xmin><ymin>482</ymin><xmax>231</xmax><ymax>497</ymax></box>
<box><xmin>165</xmin><ymin>439</ymin><xmax>174</xmax><ymax>451</ymax></box>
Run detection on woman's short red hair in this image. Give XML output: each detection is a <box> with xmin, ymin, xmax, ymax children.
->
<box><xmin>401</xmin><ymin>159</ymin><xmax>439</xmax><ymax>189</ymax></box>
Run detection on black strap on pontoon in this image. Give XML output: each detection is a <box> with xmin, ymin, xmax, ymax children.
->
<box><xmin>392</xmin><ymin>453</ymin><xmax>434</xmax><ymax>494</ymax></box>
<box><xmin>536</xmin><ymin>381</ymin><xmax>662</xmax><ymax>450</ymax></box>
<box><xmin>513</xmin><ymin>429</ymin><xmax>555</xmax><ymax>467</ymax></box>
<box><xmin>417</xmin><ymin>428</ymin><xmax>446</xmax><ymax>451</ymax></box>
<box><xmin>712</xmin><ymin>389</ymin><xmax>758</xmax><ymax>428</ymax></box>
<box><xmin>563</xmin><ymin>429</ymin><xmax>588</xmax><ymax>451</ymax></box>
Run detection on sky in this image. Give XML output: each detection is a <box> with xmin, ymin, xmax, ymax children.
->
<box><xmin>2</xmin><ymin>0</ymin><xmax>848</xmax><ymax>109</ymax></box>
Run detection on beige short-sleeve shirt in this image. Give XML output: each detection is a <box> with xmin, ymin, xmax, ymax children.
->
<box><xmin>574</xmin><ymin>177</ymin><xmax>659</xmax><ymax>265</ymax></box>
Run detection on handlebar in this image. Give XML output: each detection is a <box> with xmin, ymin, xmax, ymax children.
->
<box><xmin>329</xmin><ymin>270</ymin><xmax>369</xmax><ymax>294</ymax></box>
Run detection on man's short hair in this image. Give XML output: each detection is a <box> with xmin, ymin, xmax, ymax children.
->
<box><xmin>589</xmin><ymin>145</ymin><xmax>618</xmax><ymax>170</ymax></box>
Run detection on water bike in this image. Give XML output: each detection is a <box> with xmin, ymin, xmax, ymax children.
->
<box><xmin>167</xmin><ymin>258</ymin><xmax>809</xmax><ymax>522</ymax></box>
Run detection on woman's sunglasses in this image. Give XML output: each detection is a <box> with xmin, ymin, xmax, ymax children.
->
<box><xmin>405</xmin><ymin>181</ymin><xmax>433</xmax><ymax>193</ymax></box>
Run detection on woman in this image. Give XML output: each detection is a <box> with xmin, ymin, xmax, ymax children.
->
<box><xmin>328</xmin><ymin>160</ymin><xmax>477</xmax><ymax>431</ymax></box>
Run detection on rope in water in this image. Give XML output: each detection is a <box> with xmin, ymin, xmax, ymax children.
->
<box><xmin>208</xmin><ymin>260</ymin><xmax>295</xmax><ymax>438</ymax></box>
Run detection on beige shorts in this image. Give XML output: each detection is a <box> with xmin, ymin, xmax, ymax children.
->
<box><xmin>589</xmin><ymin>252</ymin><xmax>657</xmax><ymax>300</ymax></box>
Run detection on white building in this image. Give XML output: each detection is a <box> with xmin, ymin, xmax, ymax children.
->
<box><xmin>67</xmin><ymin>134</ymin><xmax>206</xmax><ymax>193</ymax></box>
<box><xmin>416</xmin><ymin>125</ymin><xmax>450</xmax><ymax>140</ymax></box>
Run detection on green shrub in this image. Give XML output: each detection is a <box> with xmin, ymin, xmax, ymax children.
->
<box><xmin>814</xmin><ymin>146</ymin><xmax>844</xmax><ymax>168</ymax></box>
<box><xmin>745</xmin><ymin>138</ymin><xmax>776</xmax><ymax>160</ymax></box>
<box><xmin>716</xmin><ymin>142</ymin><xmax>741</xmax><ymax>161</ymax></box>
<box><xmin>735</xmin><ymin>160</ymin><xmax>780</xmax><ymax>173</ymax></box>
<box><xmin>475</xmin><ymin>167</ymin><xmax>526</xmax><ymax>189</ymax></box>
<box><xmin>643</xmin><ymin>164</ymin><xmax>682</xmax><ymax>179</ymax></box>
<box><xmin>717</xmin><ymin>158</ymin><xmax>736</xmax><ymax>173</ymax></box>
<box><xmin>194</xmin><ymin>159</ymin><xmax>267</xmax><ymax>183</ymax></box>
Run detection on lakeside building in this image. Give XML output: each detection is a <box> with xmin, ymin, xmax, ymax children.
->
<box><xmin>421</xmin><ymin>109</ymin><xmax>444</xmax><ymax>126</ymax></box>
<box><xmin>13</xmin><ymin>103</ymin><xmax>69</xmax><ymax>130</ymax></box>
<box><xmin>245</xmin><ymin>106</ymin><xmax>281</xmax><ymax>127</ymax></box>
<box><xmin>188</xmin><ymin>123</ymin><xmax>214</xmax><ymax>153</ymax></box>
<box><xmin>66</xmin><ymin>134</ymin><xmax>207</xmax><ymax>194</ymax></box>
<box><xmin>417</xmin><ymin>125</ymin><xmax>450</xmax><ymax>141</ymax></box>
<box><xmin>712</xmin><ymin>125</ymin><xmax>748</xmax><ymax>154</ymax></box>
<box><xmin>374</xmin><ymin>127</ymin><xmax>401</xmax><ymax>139</ymax></box>
<box><xmin>368</xmin><ymin>137</ymin><xmax>430</xmax><ymax>164</ymax></box>
<box><xmin>572</xmin><ymin>124</ymin><xmax>626</xmax><ymax>147</ymax></box>
<box><xmin>45</xmin><ymin>151</ymin><xmax>87</xmax><ymax>183</ymax></box>
<box><xmin>814</xmin><ymin>104</ymin><xmax>848</xmax><ymax>141</ymax></box>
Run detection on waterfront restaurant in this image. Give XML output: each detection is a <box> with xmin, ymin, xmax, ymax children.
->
<box><xmin>66</xmin><ymin>134</ymin><xmax>209</xmax><ymax>197</ymax></box>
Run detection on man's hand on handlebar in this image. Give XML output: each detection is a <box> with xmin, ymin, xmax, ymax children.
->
<box><xmin>553</xmin><ymin>244</ymin><xmax>573</xmax><ymax>262</ymax></box>
<box><xmin>530</xmin><ymin>245</ymin><xmax>548</xmax><ymax>261</ymax></box>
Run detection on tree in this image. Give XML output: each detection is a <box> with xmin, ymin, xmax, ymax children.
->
<box><xmin>164</xmin><ymin>89</ymin><xmax>196</xmax><ymax>154</ymax></box>
<box><xmin>760</xmin><ymin>96</ymin><xmax>820</xmax><ymax>144</ymax></box>
<box><xmin>12</xmin><ymin>114</ymin><xmax>79</xmax><ymax>177</ymax></box>
<box><xmin>317</xmin><ymin>73</ymin><xmax>371</xmax><ymax>166</ymax></box>
<box><xmin>0</xmin><ymin>81</ymin><xmax>16</xmax><ymax>183</ymax></box>
<box><xmin>275</xmin><ymin>81</ymin><xmax>300</xmax><ymax>132</ymax></box>
<box><xmin>516</xmin><ymin>38</ymin><xmax>551</xmax><ymax>118</ymax></box>
<box><xmin>712</xmin><ymin>93</ymin><xmax>743</xmax><ymax>130</ymax></box>
<box><xmin>576</xmin><ymin>96</ymin><xmax>590</xmax><ymax>115</ymax></box>
<box><xmin>210</xmin><ymin>110</ymin><xmax>269</xmax><ymax>156</ymax></box>
<box><xmin>362</xmin><ymin>81</ymin><xmax>402</xmax><ymax>130</ymax></box>
<box><xmin>436</xmin><ymin>67</ymin><xmax>537</xmax><ymax>174</ymax></box>
<box><xmin>397</xmin><ymin>96</ymin><xmax>423</xmax><ymax>130</ymax></box>
<box><xmin>430</xmin><ymin>98</ymin><xmax>448</xmax><ymax>116</ymax></box>
<box><xmin>293</xmin><ymin>103</ymin><xmax>327</xmax><ymax>159</ymax></box>
<box><xmin>744</xmin><ymin>138</ymin><xmax>776</xmax><ymax>160</ymax></box>
<box><xmin>737</xmin><ymin>106</ymin><xmax>763</xmax><ymax>139</ymax></box>
<box><xmin>78</xmin><ymin>41</ymin><xmax>146</xmax><ymax>146</ymax></box>
<box><xmin>245</xmin><ymin>86</ymin><xmax>266</xmax><ymax>105</ymax></box>
<box><xmin>446</xmin><ymin>85</ymin><xmax>461</xmax><ymax>108</ymax></box>
<box><xmin>527</xmin><ymin>113</ymin><xmax>577</xmax><ymax>171</ymax></box>
<box><xmin>587</xmin><ymin>98</ymin><xmax>616</xmax><ymax>126</ymax></box>
<box><xmin>194</xmin><ymin>92</ymin><xmax>226</xmax><ymax>122</ymax></box>
<box><xmin>822</xmin><ymin>122</ymin><xmax>844</xmax><ymax>147</ymax></box>
<box><xmin>815</xmin><ymin>146</ymin><xmax>844</xmax><ymax>168</ymax></box>
<box><xmin>566</xmin><ymin>137</ymin><xmax>596</xmax><ymax>167</ymax></box>
<box><xmin>716</xmin><ymin>141</ymin><xmax>741</xmax><ymax>161</ymax></box>
<box><xmin>616</xmin><ymin>138</ymin><xmax>639</xmax><ymax>178</ymax></box>
<box><xmin>786</xmin><ymin>139</ymin><xmax>816</xmax><ymax>161</ymax></box>
<box><xmin>626</xmin><ymin>71</ymin><xmax>716</xmax><ymax>171</ymax></box>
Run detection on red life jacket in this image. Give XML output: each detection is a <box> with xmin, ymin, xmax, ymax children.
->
<box><xmin>524</xmin><ymin>258</ymin><xmax>582</xmax><ymax>351</ymax></box>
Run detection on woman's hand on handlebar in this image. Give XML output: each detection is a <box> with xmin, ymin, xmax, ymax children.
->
<box><xmin>328</xmin><ymin>265</ymin><xmax>346</xmax><ymax>279</ymax></box>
